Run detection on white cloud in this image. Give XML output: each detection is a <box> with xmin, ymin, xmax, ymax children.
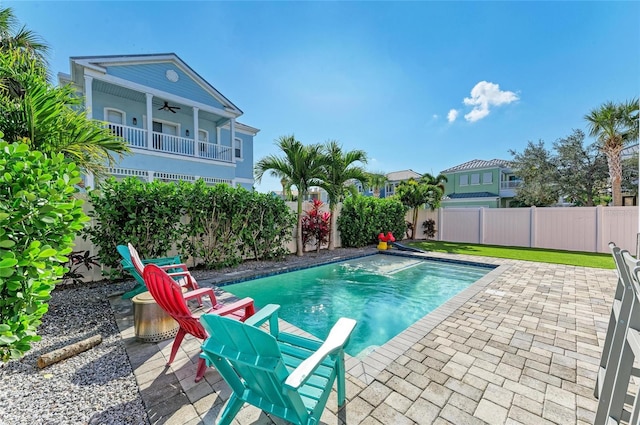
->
<box><xmin>462</xmin><ymin>81</ymin><xmax>518</xmax><ymax>122</ymax></box>
<box><xmin>432</xmin><ymin>114</ymin><xmax>439</xmax><ymax>120</ymax></box>
<box><xmin>447</xmin><ymin>109</ymin><xmax>459</xmax><ymax>123</ymax></box>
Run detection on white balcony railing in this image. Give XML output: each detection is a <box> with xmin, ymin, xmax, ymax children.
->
<box><xmin>500</xmin><ymin>180</ymin><xmax>523</xmax><ymax>190</ymax></box>
<box><xmin>107</xmin><ymin>123</ymin><xmax>146</xmax><ymax>148</ymax></box>
<box><xmin>105</xmin><ymin>122</ymin><xmax>233</xmax><ymax>163</ymax></box>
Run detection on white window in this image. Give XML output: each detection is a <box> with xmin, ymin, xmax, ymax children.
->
<box><xmin>460</xmin><ymin>175</ymin><xmax>469</xmax><ymax>186</ymax></box>
<box><xmin>234</xmin><ymin>137</ymin><xmax>243</xmax><ymax>159</ymax></box>
<box><xmin>471</xmin><ymin>173</ymin><xmax>480</xmax><ymax>185</ymax></box>
<box><xmin>483</xmin><ymin>172</ymin><xmax>493</xmax><ymax>184</ymax></box>
<box><xmin>386</xmin><ymin>183</ymin><xmax>396</xmax><ymax>195</ymax></box>
<box><xmin>104</xmin><ymin>108</ymin><xmax>125</xmax><ymax>137</ymax></box>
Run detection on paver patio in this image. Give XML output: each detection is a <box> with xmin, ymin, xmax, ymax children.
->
<box><xmin>110</xmin><ymin>251</ymin><xmax>616</xmax><ymax>424</ymax></box>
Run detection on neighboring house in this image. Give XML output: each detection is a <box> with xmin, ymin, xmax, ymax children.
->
<box><xmin>59</xmin><ymin>53</ymin><xmax>259</xmax><ymax>189</ymax></box>
<box><xmin>307</xmin><ymin>187</ymin><xmax>329</xmax><ymax>203</ymax></box>
<box><xmin>382</xmin><ymin>169</ymin><xmax>422</xmax><ymax>198</ymax></box>
<box><xmin>349</xmin><ymin>169</ymin><xmax>422</xmax><ymax>198</ymax></box>
<box><xmin>440</xmin><ymin>159</ymin><xmax>521</xmax><ymax>208</ymax></box>
<box><xmin>271</xmin><ymin>188</ymin><xmax>329</xmax><ymax>203</ymax></box>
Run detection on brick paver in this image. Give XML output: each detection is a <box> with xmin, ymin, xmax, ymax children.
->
<box><xmin>111</xmin><ymin>252</ymin><xmax>616</xmax><ymax>424</ymax></box>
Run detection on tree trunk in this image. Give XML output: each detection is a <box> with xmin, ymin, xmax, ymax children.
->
<box><xmin>412</xmin><ymin>208</ymin><xmax>419</xmax><ymax>239</ymax></box>
<box><xmin>328</xmin><ymin>204</ymin><xmax>336</xmax><ymax>250</ymax></box>
<box><xmin>612</xmin><ymin>175</ymin><xmax>623</xmax><ymax>207</ymax></box>
<box><xmin>296</xmin><ymin>198</ymin><xmax>304</xmax><ymax>256</ymax></box>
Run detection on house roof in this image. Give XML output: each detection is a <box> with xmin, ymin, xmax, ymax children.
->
<box><xmin>441</xmin><ymin>159</ymin><xmax>511</xmax><ymax>173</ymax></box>
<box><xmin>446</xmin><ymin>192</ymin><xmax>499</xmax><ymax>199</ymax></box>
<box><xmin>69</xmin><ymin>53</ymin><xmax>243</xmax><ymax>115</ymax></box>
<box><xmin>386</xmin><ymin>169</ymin><xmax>422</xmax><ymax>181</ymax></box>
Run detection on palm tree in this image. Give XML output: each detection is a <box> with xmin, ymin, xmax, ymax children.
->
<box><xmin>319</xmin><ymin>140</ymin><xmax>368</xmax><ymax>250</ymax></box>
<box><xmin>0</xmin><ymin>49</ymin><xmax>129</xmax><ymax>177</ymax></box>
<box><xmin>396</xmin><ymin>177</ymin><xmax>444</xmax><ymax>239</ymax></box>
<box><xmin>585</xmin><ymin>98</ymin><xmax>639</xmax><ymax>206</ymax></box>
<box><xmin>420</xmin><ymin>172</ymin><xmax>448</xmax><ymax>194</ymax></box>
<box><xmin>279</xmin><ymin>176</ymin><xmax>292</xmax><ymax>200</ymax></box>
<box><xmin>254</xmin><ymin>135</ymin><xmax>326</xmax><ymax>256</ymax></box>
<box><xmin>0</xmin><ymin>7</ymin><xmax>49</xmax><ymax>65</ymax></box>
<box><xmin>365</xmin><ymin>171</ymin><xmax>388</xmax><ymax>198</ymax></box>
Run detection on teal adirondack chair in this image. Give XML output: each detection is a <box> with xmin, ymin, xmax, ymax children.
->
<box><xmin>200</xmin><ymin>304</ymin><xmax>357</xmax><ymax>425</ymax></box>
<box><xmin>117</xmin><ymin>244</ymin><xmax>185</xmax><ymax>299</ymax></box>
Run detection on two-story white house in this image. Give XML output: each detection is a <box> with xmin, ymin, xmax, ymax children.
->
<box><xmin>59</xmin><ymin>53</ymin><xmax>259</xmax><ymax>189</ymax></box>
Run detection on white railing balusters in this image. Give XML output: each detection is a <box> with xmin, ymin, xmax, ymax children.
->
<box><xmin>101</xmin><ymin>121</ymin><xmax>233</xmax><ymax>163</ymax></box>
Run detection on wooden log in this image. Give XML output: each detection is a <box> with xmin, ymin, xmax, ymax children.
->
<box><xmin>37</xmin><ymin>334</ymin><xmax>102</xmax><ymax>369</ymax></box>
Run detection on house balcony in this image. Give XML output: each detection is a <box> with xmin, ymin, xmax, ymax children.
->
<box><xmin>106</xmin><ymin>122</ymin><xmax>233</xmax><ymax>163</ymax></box>
<box><xmin>499</xmin><ymin>180</ymin><xmax>523</xmax><ymax>197</ymax></box>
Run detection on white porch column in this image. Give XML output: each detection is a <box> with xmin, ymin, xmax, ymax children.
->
<box><xmin>230</xmin><ymin>117</ymin><xmax>236</xmax><ymax>163</ymax></box>
<box><xmin>193</xmin><ymin>107</ymin><xmax>199</xmax><ymax>157</ymax></box>
<box><xmin>216</xmin><ymin>126</ymin><xmax>222</xmax><ymax>160</ymax></box>
<box><xmin>145</xmin><ymin>93</ymin><xmax>153</xmax><ymax>149</ymax></box>
<box><xmin>84</xmin><ymin>75</ymin><xmax>93</xmax><ymax>119</ymax></box>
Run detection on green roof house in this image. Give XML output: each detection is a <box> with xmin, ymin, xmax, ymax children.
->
<box><xmin>440</xmin><ymin>159</ymin><xmax>522</xmax><ymax>208</ymax></box>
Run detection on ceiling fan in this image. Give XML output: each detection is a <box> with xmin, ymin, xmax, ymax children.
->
<box><xmin>158</xmin><ymin>101</ymin><xmax>180</xmax><ymax>113</ymax></box>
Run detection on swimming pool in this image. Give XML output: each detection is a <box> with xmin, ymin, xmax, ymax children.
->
<box><xmin>224</xmin><ymin>253</ymin><xmax>493</xmax><ymax>357</ymax></box>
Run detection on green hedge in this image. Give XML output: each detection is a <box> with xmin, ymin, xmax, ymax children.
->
<box><xmin>0</xmin><ymin>141</ymin><xmax>88</xmax><ymax>361</ymax></box>
<box><xmin>86</xmin><ymin>178</ymin><xmax>295</xmax><ymax>274</ymax></box>
<box><xmin>337</xmin><ymin>196</ymin><xmax>407</xmax><ymax>247</ymax></box>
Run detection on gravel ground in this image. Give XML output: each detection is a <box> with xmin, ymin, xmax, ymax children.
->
<box><xmin>0</xmin><ymin>247</ymin><xmax>376</xmax><ymax>425</ymax></box>
<box><xmin>0</xmin><ymin>279</ymin><xmax>147</xmax><ymax>425</ymax></box>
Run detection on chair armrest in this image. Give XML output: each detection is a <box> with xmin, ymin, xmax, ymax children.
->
<box><xmin>244</xmin><ymin>304</ymin><xmax>280</xmax><ymax>332</ymax></box>
<box><xmin>212</xmin><ymin>297</ymin><xmax>256</xmax><ymax>319</ymax></box>
<box><xmin>158</xmin><ymin>263</ymin><xmax>188</xmax><ymax>272</ymax></box>
<box><xmin>141</xmin><ymin>256</ymin><xmax>181</xmax><ymax>266</ymax></box>
<box><xmin>284</xmin><ymin>317</ymin><xmax>357</xmax><ymax>389</ymax></box>
<box><xmin>183</xmin><ymin>287</ymin><xmax>216</xmax><ymax>303</ymax></box>
<box><xmin>167</xmin><ymin>271</ymin><xmax>196</xmax><ymax>286</ymax></box>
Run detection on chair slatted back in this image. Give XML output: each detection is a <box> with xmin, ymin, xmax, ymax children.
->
<box><xmin>143</xmin><ymin>264</ymin><xmax>207</xmax><ymax>340</ymax></box>
<box><xmin>117</xmin><ymin>245</ymin><xmax>134</xmax><ymax>269</ymax></box>
<box><xmin>595</xmin><ymin>247</ymin><xmax>640</xmax><ymax>424</ymax></box>
<box><xmin>128</xmin><ymin>243</ymin><xmax>146</xmax><ymax>276</ymax></box>
<box><xmin>200</xmin><ymin>313</ymin><xmax>309</xmax><ymax>424</ymax></box>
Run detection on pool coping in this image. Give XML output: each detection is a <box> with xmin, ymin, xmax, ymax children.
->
<box><xmin>208</xmin><ymin>249</ymin><xmax>511</xmax><ymax>386</ymax></box>
<box><xmin>345</xmin><ymin>252</ymin><xmax>510</xmax><ymax>384</ymax></box>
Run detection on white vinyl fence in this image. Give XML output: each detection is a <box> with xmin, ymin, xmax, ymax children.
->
<box><xmin>73</xmin><ymin>200</ymin><xmax>638</xmax><ymax>283</ymax></box>
<box><xmin>426</xmin><ymin>206</ymin><xmax>638</xmax><ymax>254</ymax></box>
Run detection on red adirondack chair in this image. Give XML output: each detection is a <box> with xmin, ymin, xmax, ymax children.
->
<box><xmin>142</xmin><ymin>264</ymin><xmax>256</xmax><ymax>382</ymax></box>
<box><xmin>128</xmin><ymin>243</ymin><xmax>202</xmax><ymax>305</ymax></box>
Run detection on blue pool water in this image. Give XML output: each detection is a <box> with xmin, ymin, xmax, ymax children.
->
<box><xmin>225</xmin><ymin>254</ymin><xmax>492</xmax><ymax>357</ymax></box>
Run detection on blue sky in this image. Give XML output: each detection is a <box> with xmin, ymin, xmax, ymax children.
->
<box><xmin>7</xmin><ymin>1</ymin><xmax>639</xmax><ymax>193</ymax></box>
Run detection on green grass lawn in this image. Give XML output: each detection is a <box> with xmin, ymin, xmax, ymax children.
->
<box><xmin>406</xmin><ymin>240</ymin><xmax>615</xmax><ymax>269</ymax></box>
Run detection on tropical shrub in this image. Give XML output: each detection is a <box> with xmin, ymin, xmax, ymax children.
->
<box><xmin>85</xmin><ymin>177</ymin><xmax>183</xmax><ymax>275</ymax></box>
<box><xmin>86</xmin><ymin>178</ymin><xmax>295</xmax><ymax>273</ymax></box>
<box><xmin>61</xmin><ymin>250</ymin><xmax>101</xmax><ymax>286</ymax></box>
<box><xmin>181</xmin><ymin>181</ymin><xmax>294</xmax><ymax>268</ymax></box>
<box><xmin>422</xmin><ymin>218</ymin><xmax>437</xmax><ymax>239</ymax></box>
<box><xmin>338</xmin><ymin>196</ymin><xmax>407</xmax><ymax>247</ymax></box>
<box><xmin>0</xmin><ymin>139</ymin><xmax>88</xmax><ymax>361</ymax></box>
<box><xmin>301</xmin><ymin>199</ymin><xmax>331</xmax><ymax>252</ymax></box>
